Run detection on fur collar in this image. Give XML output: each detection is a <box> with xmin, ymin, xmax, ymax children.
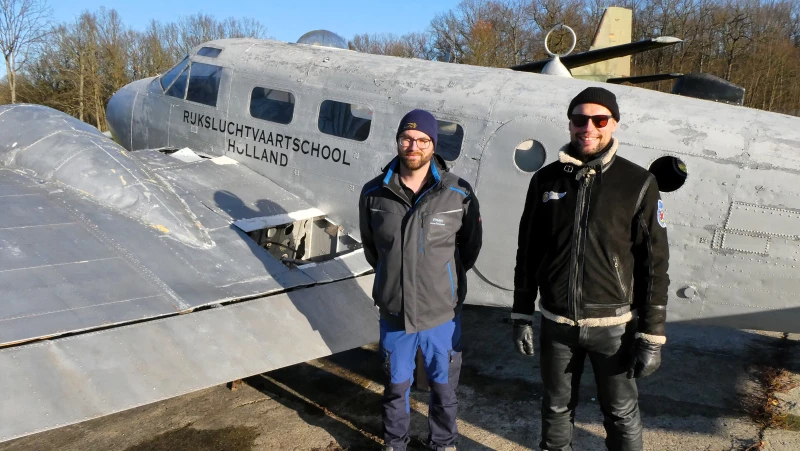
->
<box><xmin>558</xmin><ymin>138</ymin><xmax>619</xmax><ymax>179</ymax></box>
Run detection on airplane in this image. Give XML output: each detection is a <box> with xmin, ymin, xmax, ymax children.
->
<box><xmin>1</xmin><ymin>9</ymin><xmax>800</xmax><ymax>444</ymax></box>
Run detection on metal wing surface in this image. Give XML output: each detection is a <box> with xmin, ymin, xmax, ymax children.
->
<box><xmin>0</xmin><ymin>104</ymin><xmax>377</xmax><ymax>441</ymax></box>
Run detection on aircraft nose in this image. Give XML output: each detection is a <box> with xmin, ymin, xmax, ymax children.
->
<box><xmin>106</xmin><ymin>78</ymin><xmax>153</xmax><ymax>150</ymax></box>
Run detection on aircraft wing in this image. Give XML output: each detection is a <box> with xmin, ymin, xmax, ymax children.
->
<box><xmin>0</xmin><ymin>104</ymin><xmax>376</xmax><ymax>441</ymax></box>
<box><xmin>510</xmin><ymin>37</ymin><xmax>682</xmax><ymax>73</ymax></box>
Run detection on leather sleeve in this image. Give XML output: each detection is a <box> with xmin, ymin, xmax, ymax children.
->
<box><xmin>512</xmin><ymin>174</ymin><xmax>542</xmax><ymax>320</ymax></box>
<box><xmin>632</xmin><ymin>176</ymin><xmax>670</xmax><ymax>338</ymax></box>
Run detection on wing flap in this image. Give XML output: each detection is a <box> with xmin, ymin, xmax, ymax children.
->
<box><xmin>0</xmin><ymin>276</ymin><xmax>378</xmax><ymax>442</ymax></box>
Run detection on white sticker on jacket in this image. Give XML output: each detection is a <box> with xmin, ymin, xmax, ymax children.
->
<box><xmin>542</xmin><ymin>191</ymin><xmax>566</xmax><ymax>203</ymax></box>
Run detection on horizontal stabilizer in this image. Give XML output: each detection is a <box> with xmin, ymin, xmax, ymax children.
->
<box><xmin>606</xmin><ymin>73</ymin><xmax>684</xmax><ymax>84</ymax></box>
<box><xmin>511</xmin><ymin>37</ymin><xmax>682</xmax><ymax>73</ymax></box>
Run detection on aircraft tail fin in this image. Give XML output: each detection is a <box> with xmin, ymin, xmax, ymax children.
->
<box><xmin>570</xmin><ymin>7</ymin><xmax>633</xmax><ymax>81</ymax></box>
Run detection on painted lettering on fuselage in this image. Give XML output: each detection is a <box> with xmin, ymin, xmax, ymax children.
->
<box><xmin>182</xmin><ymin>110</ymin><xmax>351</xmax><ymax>167</ymax></box>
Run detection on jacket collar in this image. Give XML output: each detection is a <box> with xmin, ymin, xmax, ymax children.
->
<box><xmin>381</xmin><ymin>154</ymin><xmax>447</xmax><ymax>186</ymax></box>
<box><xmin>558</xmin><ymin>138</ymin><xmax>619</xmax><ymax>180</ymax></box>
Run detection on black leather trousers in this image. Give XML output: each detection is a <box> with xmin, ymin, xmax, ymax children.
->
<box><xmin>539</xmin><ymin>317</ymin><xmax>643</xmax><ymax>451</ymax></box>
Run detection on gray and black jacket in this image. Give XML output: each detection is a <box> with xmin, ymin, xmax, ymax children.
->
<box><xmin>359</xmin><ymin>155</ymin><xmax>482</xmax><ymax>333</ymax></box>
<box><xmin>512</xmin><ymin>139</ymin><xmax>670</xmax><ymax>344</ymax></box>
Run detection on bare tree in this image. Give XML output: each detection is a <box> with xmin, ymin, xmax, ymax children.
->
<box><xmin>0</xmin><ymin>0</ymin><xmax>50</xmax><ymax>103</ymax></box>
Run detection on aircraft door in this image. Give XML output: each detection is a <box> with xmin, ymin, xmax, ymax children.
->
<box><xmin>473</xmin><ymin>116</ymin><xmax>566</xmax><ymax>290</ymax></box>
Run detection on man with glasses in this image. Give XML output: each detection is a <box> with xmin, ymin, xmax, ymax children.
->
<box><xmin>511</xmin><ymin>87</ymin><xmax>670</xmax><ymax>451</ymax></box>
<box><xmin>359</xmin><ymin>109</ymin><xmax>482</xmax><ymax>451</ymax></box>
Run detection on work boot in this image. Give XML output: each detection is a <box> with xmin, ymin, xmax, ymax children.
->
<box><xmin>419</xmin><ymin>437</ymin><xmax>456</xmax><ymax>451</ymax></box>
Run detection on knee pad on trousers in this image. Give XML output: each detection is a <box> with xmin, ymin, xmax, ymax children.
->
<box><xmin>384</xmin><ymin>379</ymin><xmax>412</xmax><ymax>413</ymax></box>
<box><xmin>430</xmin><ymin>351</ymin><xmax>461</xmax><ymax>405</ymax></box>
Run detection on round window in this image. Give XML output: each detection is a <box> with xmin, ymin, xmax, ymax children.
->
<box><xmin>648</xmin><ymin>156</ymin><xmax>687</xmax><ymax>192</ymax></box>
<box><xmin>514</xmin><ymin>140</ymin><xmax>546</xmax><ymax>173</ymax></box>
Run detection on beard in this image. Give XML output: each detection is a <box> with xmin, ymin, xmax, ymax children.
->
<box><xmin>570</xmin><ymin>134</ymin><xmax>610</xmax><ymax>160</ymax></box>
<box><xmin>399</xmin><ymin>150</ymin><xmax>433</xmax><ymax>171</ymax></box>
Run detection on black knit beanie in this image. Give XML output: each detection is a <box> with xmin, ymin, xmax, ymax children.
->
<box><xmin>567</xmin><ymin>87</ymin><xmax>620</xmax><ymax>122</ymax></box>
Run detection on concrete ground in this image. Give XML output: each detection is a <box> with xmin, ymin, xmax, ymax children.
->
<box><xmin>1</xmin><ymin>306</ymin><xmax>798</xmax><ymax>451</ymax></box>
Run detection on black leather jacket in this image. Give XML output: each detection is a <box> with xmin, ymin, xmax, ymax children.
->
<box><xmin>513</xmin><ymin>140</ymin><xmax>670</xmax><ymax>337</ymax></box>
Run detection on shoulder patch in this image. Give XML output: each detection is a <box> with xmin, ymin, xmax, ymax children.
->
<box><xmin>657</xmin><ymin>199</ymin><xmax>666</xmax><ymax>228</ymax></box>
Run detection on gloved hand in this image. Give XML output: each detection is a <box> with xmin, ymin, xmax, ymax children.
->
<box><xmin>513</xmin><ymin>319</ymin><xmax>535</xmax><ymax>356</ymax></box>
<box><xmin>627</xmin><ymin>339</ymin><xmax>662</xmax><ymax>378</ymax></box>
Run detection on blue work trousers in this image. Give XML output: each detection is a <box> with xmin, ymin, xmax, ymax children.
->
<box><xmin>380</xmin><ymin>315</ymin><xmax>462</xmax><ymax>451</ymax></box>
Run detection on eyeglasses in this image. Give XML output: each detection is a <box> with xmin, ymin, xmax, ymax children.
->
<box><xmin>398</xmin><ymin>136</ymin><xmax>432</xmax><ymax>150</ymax></box>
<box><xmin>570</xmin><ymin>114</ymin><xmax>612</xmax><ymax>128</ymax></box>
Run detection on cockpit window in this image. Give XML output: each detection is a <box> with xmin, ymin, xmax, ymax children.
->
<box><xmin>435</xmin><ymin>120</ymin><xmax>464</xmax><ymax>161</ymax></box>
<box><xmin>186</xmin><ymin>62</ymin><xmax>222</xmax><ymax>107</ymax></box>
<box><xmin>318</xmin><ymin>100</ymin><xmax>372</xmax><ymax>141</ymax></box>
<box><xmin>165</xmin><ymin>65</ymin><xmax>189</xmax><ymax>99</ymax></box>
<box><xmin>160</xmin><ymin>57</ymin><xmax>188</xmax><ymax>92</ymax></box>
<box><xmin>197</xmin><ymin>47</ymin><xmax>222</xmax><ymax>58</ymax></box>
<box><xmin>250</xmin><ymin>87</ymin><xmax>295</xmax><ymax>124</ymax></box>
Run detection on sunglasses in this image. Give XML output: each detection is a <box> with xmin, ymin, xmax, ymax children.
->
<box><xmin>570</xmin><ymin>114</ymin><xmax>612</xmax><ymax>128</ymax></box>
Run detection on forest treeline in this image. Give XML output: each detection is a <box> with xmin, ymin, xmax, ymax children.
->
<box><xmin>2</xmin><ymin>0</ymin><xmax>799</xmax><ymax>131</ymax></box>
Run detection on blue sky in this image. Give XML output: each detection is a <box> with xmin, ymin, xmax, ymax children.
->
<box><xmin>0</xmin><ymin>1</ymin><xmax>459</xmax><ymax>77</ymax></box>
<box><xmin>50</xmin><ymin>0</ymin><xmax>460</xmax><ymax>42</ymax></box>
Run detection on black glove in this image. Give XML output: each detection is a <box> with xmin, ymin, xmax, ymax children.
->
<box><xmin>627</xmin><ymin>339</ymin><xmax>662</xmax><ymax>378</ymax></box>
<box><xmin>512</xmin><ymin>319</ymin><xmax>535</xmax><ymax>356</ymax></box>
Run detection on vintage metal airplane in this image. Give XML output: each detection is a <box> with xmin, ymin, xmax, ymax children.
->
<box><xmin>1</xmin><ymin>11</ymin><xmax>799</xmax><ymax>444</ymax></box>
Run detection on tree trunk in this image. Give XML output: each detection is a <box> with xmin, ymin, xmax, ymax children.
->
<box><xmin>79</xmin><ymin>57</ymin><xmax>85</xmax><ymax>122</ymax></box>
<box><xmin>6</xmin><ymin>53</ymin><xmax>16</xmax><ymax>104</ymax></box>
<box><xmin>93</xmin><ymin>69</ymin><xmax>102</xmax><ymax>129</ymax></box>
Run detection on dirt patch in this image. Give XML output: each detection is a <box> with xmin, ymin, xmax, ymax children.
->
<box><xmin>123</xmin><ymin>425</ymin><xmax>258</xmax><ymax>451</ymax></box>
<box><xmin>310</xmin><ymin>441</ymin><xmax>348</xmax><ymax>451</ymax></box>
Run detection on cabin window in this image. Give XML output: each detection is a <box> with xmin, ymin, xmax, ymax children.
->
<box><xmin>197</xmin><ymin>47</ymin><xmax>222</xmax><ymax>58</ymax></box>
<box><xmin>514</xmin><ymin>140</ymin><xmax>546</xmax><ymax>173</ymax></box>
<box><xmin>436</xmin><ymin>120</ymin><xmax>464</xmax><ymax>161</ymax></box>
<box><xmin>186</xmin><ymin>63</ymin><xmax>223</xmax><ymax>107</ymax></box>
<box><xmin>250</xmin><ymin>87</ymin><xmax>295</xmax><ymax>124</ymax></box>
<box><xmin>318</xmin><ymin>100</ymin><xmax>372</xmax><ymax>141</ymax></box>
<box><xmin>649</xmin><ymin>156</ymin><xmax>687</xmax><ymax>192</ymax></box>
<box><xmin>160</xmin><ymin>57</ymin><xmax>188</xmax><ymax>92</ymax></box>
<box><xmin>165</xmin><ymin>66</ymin><xmax>189</xmax><ymax>99</ymax></box>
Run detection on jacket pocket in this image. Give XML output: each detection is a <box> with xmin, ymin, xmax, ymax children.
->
<box><xmin>613</xmin><ymin>255</ymin><xmax>628</xmax><ymax>299</ymax></box>
<box><xmin>424</xmin><ymin>209</ymin><xmax>462</xmax><ymax>246</ymax></box>
<box><xmin>446</xmin><ymin>261</ymin><xmax>455</xmax><ymax>304</ymax></box>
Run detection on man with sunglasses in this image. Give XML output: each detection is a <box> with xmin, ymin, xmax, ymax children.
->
<box><xmin>359</xmin><ymin>109</ymin><xmax>482</xmax><ymax>451</ymax></box>
<box><xmin>512</xmin><ymin>87</ymin><xmax>670</xmax><ymax>451</ymax></box>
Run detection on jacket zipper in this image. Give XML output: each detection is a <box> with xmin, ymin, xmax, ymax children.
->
<box><xmin>613</xmin><ymin>255</ymin><xmax>627</xmax><ymax>298</ymax></box>
<box><xmin>568</xmin><ymin>174</ymin><xmax>594</xmax><ymax>320</ymax></box>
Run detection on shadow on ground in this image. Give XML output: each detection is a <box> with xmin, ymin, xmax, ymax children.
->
<box><xmin>123</xmin><ymin>425</ymin><xmax>259</xmax><ymax>451</ymax></box>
